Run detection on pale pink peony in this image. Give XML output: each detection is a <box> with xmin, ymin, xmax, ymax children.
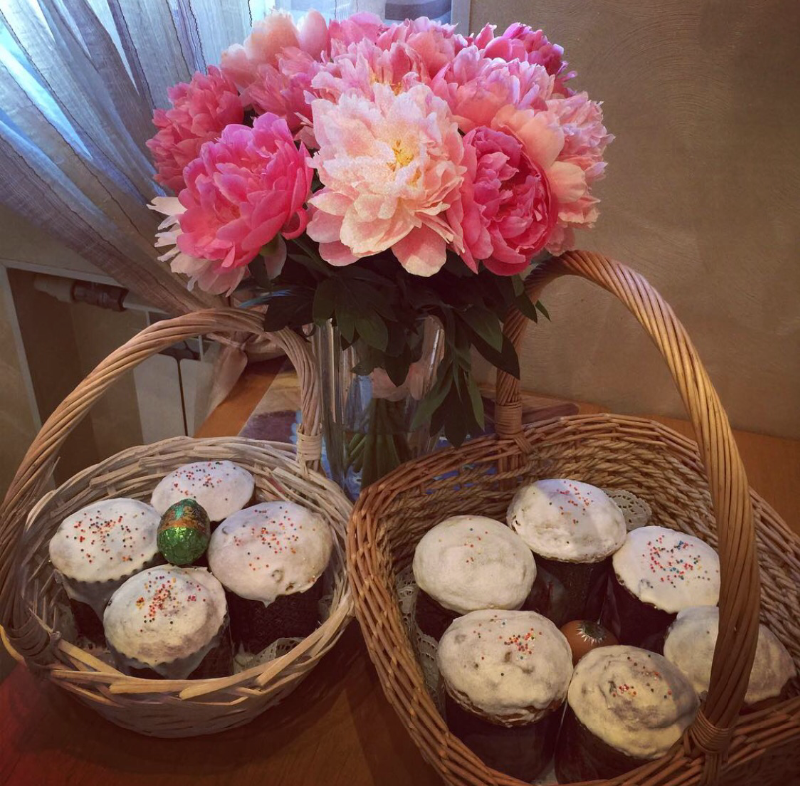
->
<box><xmin>432</xmin><ymin>47</ymin><xmax>554</xmax><ymax>133</ymax></box>
<box><xmin>221</xmin><ymin>11</ymin><xmax>327</xmax><ymax>133</ymax></box>
<box><xmin>176</xmin><ymin>113</ymin><xmax>312</xmax><ymax>279</ymax></box>
<box><xmin>146</xmin><ymin>66</ymin><xmax>243</xmax><ymax>193</ymax></box>
<box><xmin>375</xmin><ymin>17</ymin><xmax>467</xmax><ymax>79</ymax></box>
<box><xmin>312</xmin><ymin>38</ymin><xmax>425</xmax><ymax>102</ymax></box>
<box><xmin>307</xmin><ymin>83</ymin><xmax>465</xmax><ymax>276</ymax></box>
<box><xmin>478</xmin><ymin>22</ymin><xmax>573</xmax><ymax>95</ymax></box>
<box><xmin>448</xmin><ymin>127</ymin><xmax>555</xmax><ymax>275</ymax></box>
<box><xmin>328</xmin><ymin>12</ymin><xmax>386</xmax><ymax>51</ymax></box>
<box><xmin>492</xmin><ymin>101</ymin><xmax>610</xmax><ymax>254</ymax></box>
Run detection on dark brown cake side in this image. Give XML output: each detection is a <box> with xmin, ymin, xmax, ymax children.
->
<box><xmin>599</xmin><ymin>571</ymin><xmax>676</xmax><ymax>648</ymax></box>
<box><xmin>69</xmin><ymin>598</ymin><xmax>106</xmax><ymax>646</ymax></box>
<box><xmin>524</xmin><ymin>555</ymin><xmax>611</xmax><ymax>627</ymax></box>
<box><xmin>228</xmin><ymin>575</ymin><xmax>323</xmax><ymax>653</ymax></box>
<box><xmin>414</xmin><ymin>589</ymin><xmax>459</xmax><ymax>642</ymax></box>
<box><xmin>555</xmin><ymin>705</ymin><xmax>648</xmax><ymax>782</ymax></box>
<box><xmin>445</xmin><ymin>694</ymin><xmax>562</xmax><ymax>782</ymax></box>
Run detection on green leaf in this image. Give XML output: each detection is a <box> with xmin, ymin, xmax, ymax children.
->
<box><xmin>355</xmin><ymin>311</ymin><xmax>388</xmax><ymax>351</ymax></box>
<box><xmin>470</xmin><ymin>332</ymin><xmax>521</xmax><ymax>379</ymax></box>
<box><xmin>443</xmin><ymin>388</ymin><xmax>469</xmax><ymax>447</ymax></box>
<box><xmin>345</xmin><ymin>267</ymin><xmax>395</xmax><ymax>287</ymax></box>
<box><xmin>312</xmin><ymin>278</ymin><xmax>337</xmax><ymax>324</ymax></box>
<box><xmin>465</xmin><ymin>372</ymin><xmax>485</xmax><ymax>430</ymax></box>
<box><xmin>262</xmin><ymin>292</ymin><xmax>313</xmax><ymax>331</ymax></box>
<box><xmin>515</xmin><ymin>292</ymin><xmax>540</xmax><ymax>322</ymax></box>
<box><xmin>351</xmin><ymin>346</ymin><xmax>382</xmax><ymax>376</ymax></box>
<box><xmin>512</xmin><ymin>275</ymin><xmax>525</xmax><ymax>296</ymax></box>
<box><xmin>383</xmin><ymin>353</ymin><xmax>413</xmax><ymax>387</ymax></box>
<box><xmin>535</xmin><ymin>300</ymin><xmax>551</xmax><ymax>320</ymax></box>
<box><xmin>337</xmin><ymin>310</ymin><xmax>356</xmax><ymax>344</ymax></box>
<box><xmin>249</xmin><ymin>257</ymin><xmax>274</xmax><ymax>290</ymax></box>
<box><xmin>411</xmin><ymin>375</ymin><xmax>452</xmax><ymax>431</ymax></box>
<box><xmin>460</xmin><ymin>307</ymin><xmax>503</xmax><ymax>351</ymax></box>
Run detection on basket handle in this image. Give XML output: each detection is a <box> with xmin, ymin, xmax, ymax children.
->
<box><xmin>496</xmin><ymin>250</ymin><xmax>760</xmax><ymax>783</ymax></box>
<box><xmin>0</xmin><ymin>308</ymin><xmax>320</xmax><ymax>632</ymax></box>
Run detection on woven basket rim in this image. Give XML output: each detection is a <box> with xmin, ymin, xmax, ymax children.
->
<box><xmin>347</xmin><ymin>250</ymin><xmax>798</xmax><ymax>786</ymax></box>
<box><xmin>349</xmin><ymin>412</ymin><xmax>800</xmax><ymax>786</ymax></box>
<box><xmin>18</xmin><ymin>435</ymin><xmax>354</xmax><ymax>693</ymax></box>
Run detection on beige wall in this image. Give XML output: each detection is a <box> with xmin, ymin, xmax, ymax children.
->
<box><xmin>471</xmin><ymin>0</ymin><xmax>800</xmax><ymax>438</ymax></box>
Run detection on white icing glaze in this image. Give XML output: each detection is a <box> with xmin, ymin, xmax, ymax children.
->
<box><xmin>568</xmin><ymin>645</ymin><xmax>699</xmax><ymax>759</ymax></box>
<box><xmin>412</xmin><ymin>516</ymin><xmax>536</xmax><ymax>615</ymax></box>
<box><xmin>437</xmin><ymin>609</ymin><xmax>573</xmax><ymax>725</ymax></box>
<box><xmin>208</xmin><ymin>501</ymin><xmax>333</xmax><ymax>604</ymax></box>
<box><xmin>151</xmin><ymin>460</ymin><xmax>254</xmax><ymax>522</ymax></box>
<box><xmin>612</xmin><ymin>526</ymin><xmax>720</xmax><ymax>614</ymax></box>
<box><xmin>103</xmin><ymin>565</ymin><xmax>227</xmax><ymax>678</ymax></box>
<box><xmin>49</xmin><ymin>498</ymin><xmax>161</xmax><ymax>615</ymax></box>
<box><xmin>663</xmin><ymin>605</ymin><xmax>796</xmax><ymax>705</ymax></box>
<box><xmin>507</xmin><ymin>479</ymin><xmax>626</xmax><ymax>563</ymax></box>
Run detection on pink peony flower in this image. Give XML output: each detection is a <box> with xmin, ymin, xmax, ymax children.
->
<box><xmin>307</xmin><ymin>83</ymin><xmax>465</xmax><ymax>276</ymax></box>
<box><xmin>448</xmin><ymin>127</ymin><xmax>555</xmax><ymax>275</ymax></box>
<box><xmin>328</xmin><ymin>12</ymin><xmax>386</xmax><ymax>51</ymax></box>
<box><xmin>149</xmin><ymin>197</ymin><xmax>250</xmax><ymax>295</ymax></box>
<box><xmin>375</xmin><ymin>17</ymin><xmax>467</xmax><ymax>78</ymax></box>
<box><xmin>479</xmin><ymin>22</ymin><xmax>573</xmax><ymax>95</ymax></box>
<box><xmin>176</xmin><ymin>113</ymin><xmax>312</xmax><ymax>280</ymax></box>
<box><xmin>432</xmin><ymin>47</ymin><xmax>554</xmax><ymax>133</ymax></box>
<box><xmin>221</xmin><ymin>11</ymin><xmax>327</xmax><ymax>133</ymax></box>
<box><xmin>146</xmin><ymin>66</ymin><xmax>243</xmax><ymax>193</ymax></box>
<box><xmin>492</xmin><ymin>101</ymin><xmax>610</xmax><ymax>254</ymax></box>
<box><xmin>312</xmin><ymin>39</ymin><xmax>424</xmax><ymax>102</ymax></box>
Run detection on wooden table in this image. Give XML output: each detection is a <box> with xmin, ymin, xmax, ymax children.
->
<box><xmin>2</xmin><ymin>362</ymin><xmax>799</xmax><ymax>786</ymax></box>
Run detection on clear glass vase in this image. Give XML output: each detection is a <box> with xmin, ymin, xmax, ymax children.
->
<box><xmin>312</xmin><ymin>318</ymin><xmax>444</xmax><ymax>500</ymax></box>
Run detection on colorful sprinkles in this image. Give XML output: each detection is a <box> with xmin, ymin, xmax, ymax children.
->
<box><xmin>60</xmin><ymin>501</ymin><xmax>156</xmax><ymax>569</ymax></box>
<box><xmin>133</xmin><ymin>572</ymin><xmax>208</xmax><ymax>633</ymax></box>
<box><xmin>609</xmin><ymin>654</ymin><xmax>673</xmax><ymax>701</ymax></box>
<box><xmin>644</xmin><ymin>533</ymin><xmax>716</xmax><ymax>588</ymax></box>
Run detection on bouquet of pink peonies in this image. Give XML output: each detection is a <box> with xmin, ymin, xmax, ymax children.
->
<box><xmin>148</xmin><ymin>10</ymin><xmax>611</xmax><ymax>489</ymax></box>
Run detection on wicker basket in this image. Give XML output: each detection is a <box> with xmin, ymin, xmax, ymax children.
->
<box><xmin>0</xmin><ymin>309</ymin><xmax>353</xmax><ymax>737</ymax></box>
<box><xmin>348</xmin><ymin>251</ymin><xmax>800</xmax><ymax>786</ymax></box>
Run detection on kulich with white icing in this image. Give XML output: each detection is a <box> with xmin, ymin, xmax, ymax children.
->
<box><xmin>104</xmin><ymin>565</ymin><xmax>227</xmax><ymax>679</ymax></box>
<box><xmin>568</xmin><ymin>645</ymin><xmax>699</xmax><ymax>759</ymax></box>
<box><xmin>612</xmin><ymin>526</ymin><xmax>720</xmax><ymax>614</ymax></box>
<box><xmin>663</xmin><ymin>605</ymin><xmax>796</xmax><ymax>705</ymax></box>
<box><xmin>208</xmin><ymin>501</ymin><xmax>333</xmax><ymax>604</ymax></box>
<box><xmin>413</xmin><ymin>516</ymin><xmax>536</xmax><ymax>615</ymax></box>
<box><xmin>507</xmin><ymin>479</ymin><xmax>626</xmax><ymax>563</ymax></box>
<box><xmin>437</xmin><ymin>609</ymin><xmax>573</xmax><ymax>725</ymax></box>
<box><xmin>151</xmin><ymin>460</ymin><xmax>255</xmax><ymax>522</ymax></box>
<box><xmin>49</xmin><ymin>498</ymin><xmax>161</xmax><ymax>614</ymax></box>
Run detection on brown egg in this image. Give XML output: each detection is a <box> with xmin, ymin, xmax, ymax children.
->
<box><xmin>560</xmin><ymin>620</ymin><xmax>618</xmax><ymax>665</ymax></box>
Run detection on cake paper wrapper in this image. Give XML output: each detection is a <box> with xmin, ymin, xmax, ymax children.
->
<box><xmin>110</xmin><ymin>613</ymin><xmax>231</xmax><ymax>680</ymax></box>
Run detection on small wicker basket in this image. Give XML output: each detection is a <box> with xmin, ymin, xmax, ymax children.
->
<box><xmin>348</xmin><ymin>251</ymin><xmax>800</xmax><ymax>786</ymax></box>
<box><xmin>0</xmin><ymin>309</ymin><xmax>353</xmax><ymax>737</ymax></box>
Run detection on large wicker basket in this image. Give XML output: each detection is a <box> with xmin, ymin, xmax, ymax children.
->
<box><xmin>348</xmin><ymin>251</ymin><xmax>800</xmax><ymax>786</ymax></box>
<box><xmin>0</xmin><ymin>309</ymin><xmax>353</xmax><ymax>737</ymax></box>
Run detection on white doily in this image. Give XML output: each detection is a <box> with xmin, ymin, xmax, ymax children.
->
<box><xmin>603</xmin><ymin>488</ymin><xmax>653</xmax><ymax>531</ymax></box>
<box><xmin>396</xmin><ymin>565</ymin><xmax>445</xmax><ymax>713</ymax></box>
